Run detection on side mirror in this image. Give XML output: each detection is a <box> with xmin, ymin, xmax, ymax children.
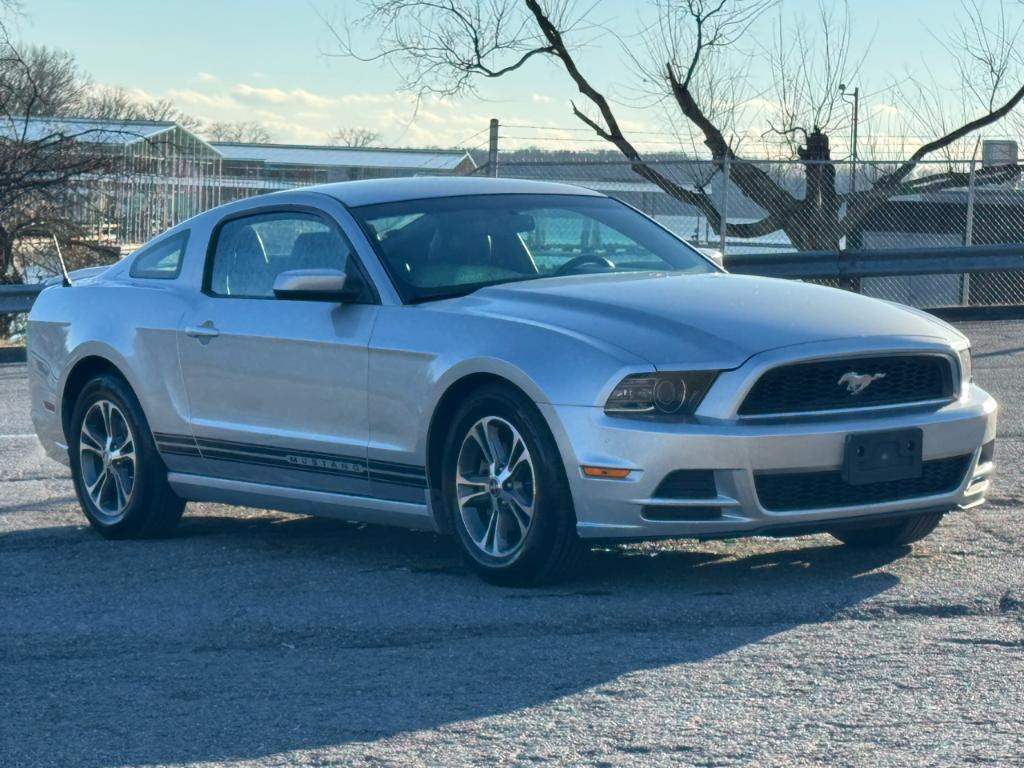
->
<box><xmin>272</xmin><ymin>269</ymin><xmax>357</xmax><ymax>302</ymax></box>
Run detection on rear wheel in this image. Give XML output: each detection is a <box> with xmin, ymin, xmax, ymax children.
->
<box><xmin>441</xmin><ymin>384</ymin><xmax>585</xmax><ymax>586</ymax></box>
<box><xmin>69</xmin><ymin>373</ymin><xmax>185</xmax><ymax>538</ymax></box>
<box><xmin>829</xmin><ymin>511</ymin><xmax>944</xmax><ymax>547</ymax></box>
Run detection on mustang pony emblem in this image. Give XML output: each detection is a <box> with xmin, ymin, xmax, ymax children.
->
<box><xmin>838</xmin><ymin>371</ymin><xmax>887</xmax><ymax>395</ymax></box>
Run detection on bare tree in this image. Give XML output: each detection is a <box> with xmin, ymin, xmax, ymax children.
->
<box><xmin>135</xmin><ymin>97</ymin><xmax>203</xmax><ymax>132</ymax></box>
<box><xmin>81</xmin><ymin>85</ymin><xmax>143</xmax><ymax>120</ymax></box>
<box><xmin>332</xmin><ymin>0</ymin><xmax>1024</xmax><ymax>251</ymax></box>
<box><xmin>0</xmin><ymin>35</ymin><xmax>122</xmax><ymax>286</ymax></box>
<box><xmin>0</xmin><ymin>44</ymin><xmax>86</xmax><ymax>117</ymax></box>
<box><xmin>0</xmin><ymin>4</ymin><xmax>201</xmax><ymax>329</ymax></box>
<box><xmin>892</xmin><ymin>0</ymin><xmax>1024</xmax><ymax>165</ymax></box>
<box><xmin>760</xmin><ymin>2</ymin><xmax>869</xmax><ymax>155</ymax></box>
<box><xmin>205</xmin><ymin>120</ymin><xmax>273</xmax><ymax>143</ymax></box>
<box><xmin>329</xmin><ymin>126</ymin><xmax>381</xmax><ymax>147</ymax></box>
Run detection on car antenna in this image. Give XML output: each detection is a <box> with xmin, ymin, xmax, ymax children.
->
<box><xmin>51</xmin><ymin>234</ymin><xmax>72</xmax><ymax>287</ymax></box>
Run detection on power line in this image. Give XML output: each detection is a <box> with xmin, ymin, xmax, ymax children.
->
<box><xmin>502</xmin><ymin>123</ymin><xmax>1021</xmax><ymax>143</ymax></box>
<box><xmin>451</xmin><ymin>126</ymin><xmax>489</xmax><ymax>149</ymax></box>
<box><xmin>502</xmin><ymin>123</ymin><xmax>688</xmax><ymax>136</ymax></box>
<box><xmin>500</xmin><ymin>134</ymin><xmax>700</xmax><ymax>145</ymax></box>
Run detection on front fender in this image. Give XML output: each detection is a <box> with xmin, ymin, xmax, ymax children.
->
<box><xmin>367</xmin><ymin>305</ymin><xmax>651</xmax><ymax>466</ymax></box>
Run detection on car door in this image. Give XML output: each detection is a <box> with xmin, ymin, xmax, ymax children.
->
<box><xmin>177</xmin><ymin>206</ymin><xmax>379</xmax><ymax>498</ymax></box>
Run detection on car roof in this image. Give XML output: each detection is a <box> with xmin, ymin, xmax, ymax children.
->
<box><xmin>302</xmin><ymin>176</ymin><xmax>607</xmax><ymax>208</ymax></box>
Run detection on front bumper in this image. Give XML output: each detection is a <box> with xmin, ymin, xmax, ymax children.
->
<box><xmin>541</xmin><ymin>382</ymin><xmax>997</xmax><ymax>540</ymax></box>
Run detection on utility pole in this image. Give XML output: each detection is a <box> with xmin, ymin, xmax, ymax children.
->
<box><xmin>719</xmin><ymin>154</ymin><xmax>730</xmax><ymax>256</ymax></box>
<box><xmin>487</xmin><ymin>118</ymin><xmax>499</xmax><ymax>178</ymax></box>
<box><xmin>839</xmin><ymin>84</ymin><xmax>860</xmax><ymax>292</ymax></box>
<box><xmin>962</xmin><ymin>154</ymin><xmax>978</xmax><ymax>304</ymax></box>
<box><xmin>840</xmin><ymin>84</ymin><xmax>860</xmax><ymax>199</ymax></box>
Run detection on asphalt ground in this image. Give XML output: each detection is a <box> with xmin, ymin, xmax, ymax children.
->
<box><xmin>1</xmin><ymin>321</ymin><xmax>1022</xmax><ymax>767</ymax></box>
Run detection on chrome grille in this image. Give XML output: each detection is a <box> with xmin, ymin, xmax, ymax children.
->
<box><xmin>739</xmin><ymin>355</ymin><xmax>956</xmax><ymax>416</ymax></box>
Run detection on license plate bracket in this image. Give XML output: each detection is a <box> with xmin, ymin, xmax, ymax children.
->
<box><xmin>842</xmin><ymin>428</ymin><xmax>923</xmax><ymax>486</ymax></box>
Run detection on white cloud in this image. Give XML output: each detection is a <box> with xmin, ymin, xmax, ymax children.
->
<box><xmin>167</xmin><ymin>88</ymin><xmax>239</xmax><ymax>110</ymax></box>
<box><xmin>252</xmin><ymin>109</ymin><xmax>290</xmax><ymax>122</ymax></box>
<box><xmin>195</xmin><ymin>72</ymin><xmax>217</xmax><ymax>82</ymax></box>
<box><xmin>150</xmin><ymin>80</ymin><xmax>566</xmax><ymax>148</ymax></box>
<box><xmin>338</xmin><ymin>92</ymin><xmax>413</xmax><ymax>106</ymax></box>
<box><xmin>246</xmin><ymin>115</ymin><xmax>326</xmax><ymax>143</ymax></box>
<box><xmin>232</xmin><ymin>83</ymin><xmax>337</xmax><ymax>108</ymax></box>
<box><xmin>531</xmin><ymin>93</ymin><xmax>554</xmax><ymax>104</ymax></box>
<box><xmin>870</xmin><ymin>103</ymin><xmax>903</xmax><ymax>117</ymax></box>
<box><xmin>738</xmin><ymin>96</ymin><xmax>781</xmax><ymax>114</ymax></box>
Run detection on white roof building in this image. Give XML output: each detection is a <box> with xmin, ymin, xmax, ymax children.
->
<box><xmin>210</xmin><ymin>142</ymin><xmax>475</xmax><ymax>175</ymax></box>
<box><xmin>4</xmin><ymin>116</ymin><xmax>477</xmax><ymax>246</ymax></box>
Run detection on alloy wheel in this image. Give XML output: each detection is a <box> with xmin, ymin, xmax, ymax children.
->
<box><xmin>455</xmin><ymin>415</ymin><xmax>536</xmax><ymax>558</ymax></box>
<box><xmin>79</xmin><ymin>399</ymin><xmax>136</xmax><ymax>521</ymax></box>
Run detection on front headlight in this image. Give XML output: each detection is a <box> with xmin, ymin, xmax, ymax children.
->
<box><xmin>605</xmin><ymin>371</ymin><xmax>718</xmax><ymax>416</ymax></box>
<box><xmin>958</xmin><ymin>347</ymin><xmax>972</xmax><ymax>390</ymax></box>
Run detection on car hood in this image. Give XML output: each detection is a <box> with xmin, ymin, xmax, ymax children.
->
<box><xmin>453</xmin><ymin>272</ymin><xmax>956</xmax><ymax>369</ymax></box>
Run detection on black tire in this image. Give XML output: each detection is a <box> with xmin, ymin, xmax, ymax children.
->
<box><xmin>69</xmin><ymin>373</ymin><xmax>185</xmax><ymax>539</ymax></box>
<box><xmin>829</xmin><ymin>511</ymin><xmax>945</xmax><ymax>547</ymax></box>
<box><xmin>441</xmin><ymin>383</ymin><xmax>585</xmax><ymax>586</ymax></box>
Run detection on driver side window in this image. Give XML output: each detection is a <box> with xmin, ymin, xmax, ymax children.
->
<box><xmin>208</xmin><ymin>211</ymin><xmax>363</xmax><ymax>299</ymax></box>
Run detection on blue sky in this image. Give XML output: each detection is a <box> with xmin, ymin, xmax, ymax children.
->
<box><xmin>24</xmin><ymin>0</ymin><xmax>1006</xmax><ymax>151</ymax></box>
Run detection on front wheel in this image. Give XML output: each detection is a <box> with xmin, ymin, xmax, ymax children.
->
<box><xmin>441</xmin><ymin>384</ymin><xmax>585</xmax><ymax>586</ymax></box>
<box><xmin>829</xmin><ymin>511</ymin><xmax>945</xmax><ymax>547</ymax></box>
<box><xmin>69</xmin><ymin>373</ymin><xmax>185</xmax><ymax>538</ymax></box>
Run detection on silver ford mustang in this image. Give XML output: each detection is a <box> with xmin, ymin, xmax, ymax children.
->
<box><xmin>27</xmin><ymin>177</ymin><xmax>997</xmax><ymax>585</ymax></box>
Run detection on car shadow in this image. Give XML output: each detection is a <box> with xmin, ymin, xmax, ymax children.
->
<box><xmin>2</xmin><ymin>510</ymin><xmax>904</xmax><ymax>767</ymax></box>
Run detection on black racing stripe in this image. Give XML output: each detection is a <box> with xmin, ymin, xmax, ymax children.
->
<box><xmin>373</xmin><ymin>475</ymin><xmax>427</xmax><ymax>486</ymax></box>
<box><xmin>154</xmin><ymin>434</ymin><xmax>199</xmax><ymax>447</ymax></box>
<box><xmin>369</xmin><ymin>459</ymin><xmax>427</xmax><ymax>476</ymax></box>
<box><xmin>200</xmin><ymin>451</ymin><xmax>369</xmax><ymax>481</ymax></box>
<box><xmin>154</xmin><ymin>432</ymin><xmax>201</xmax><ymax>459</ymax></box>
<box><xmin>371</xmin><ymin>466</ymin><xmax>427</xmax><ymax>478</ymax></box>
<box><xmin>370</xmin><ymin>472</ymin><xmax>428</xmax><ymax>488</ymax></box>
<box><xmin>197</xmin><ymin>442</ymin><xmax>361</xmax><ymax>466</ymax></box>
<box><xmin>373</xmin><ymin>476</ymin><xmax>428</xmax><ymax>489</ymax></box>
<box><xmin>370</xmin><ymin>469</ymin><xmax>427</xmax><ymax>482</ymax></box>
<box><xmin>157</xmin><ymin>446</ymin><xmax>203</xmax><ymax>458</ymax></box>
<box><xmin>198</xmin><ymin>449</ymin><xmax>365</xmax><ymax>474</ymax></box>
<box><xmin>153</xmin><ymin>433</ymin><xmax>427</xmax><ymax>488</ymax></box>
<box><xmin>197</xmin><ymin>444</ymin><xmax>368</xmax><ymax>475</ymax></box>
<box><xmin>194</xmin><ymin>436</ymin><xmax>365</xmax><ymax>465</ymax></box>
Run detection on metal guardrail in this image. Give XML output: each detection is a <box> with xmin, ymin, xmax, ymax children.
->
<box><xmin>1</xmin><ymin>243</ymin><xmax>1023</xmax><ymax>315</ymax></box>
<box><xmin>0</xmin><ymin>283</ymin><xmax>45</xmax><ymax>314</ymax></box>
<box><xmin>724</xmin><ymin>244</ymin><xmax>1024</xmax><ymax>280</ymax></box>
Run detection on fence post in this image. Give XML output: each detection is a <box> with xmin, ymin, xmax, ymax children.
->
<box><xmin>487</xmin><ymin>118</ymin><xmax>499</xmax><ymax>178</ymax></box>
<box><xmin>719</xmin><ymin>155</ymin><xmax>730</xmax><ymax>256</ymax></box>
<box><xmin>962</xmin><ymin>157</ymin><xmax>978</xmax><ymax>305</ymax></box>
<box><xmin>964</xmin><ymin>157</ymin><xmax>978</xmax><ymax>246</ymax></box>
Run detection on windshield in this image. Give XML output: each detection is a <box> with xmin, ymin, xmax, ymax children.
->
<box><xmin>349</xmin><ymin>193</ymin><xmax>716</xmax><ymax>303</ymax></box>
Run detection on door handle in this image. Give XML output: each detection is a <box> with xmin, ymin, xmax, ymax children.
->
<box><xmin>185</xmin><ymin>322</ymin><xmax>219</xmax><ymax>340</ymax></box>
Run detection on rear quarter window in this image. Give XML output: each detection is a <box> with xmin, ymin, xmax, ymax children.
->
<box><xmin>130</xmin><ymin>231</ymin><xmax>189</xmax><ymax>279</ymax></box>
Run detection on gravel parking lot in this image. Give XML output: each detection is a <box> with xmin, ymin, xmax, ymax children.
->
<box><xmin>1</xmin><ymin>320</ymin><xmax>1022</xmax><ymax>768</ymax></box>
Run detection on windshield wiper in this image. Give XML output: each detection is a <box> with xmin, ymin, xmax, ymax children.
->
<box><xmin>406</xmin><ymin>286</ymin><xmax>480</xmax><ymax>304</ymax></box>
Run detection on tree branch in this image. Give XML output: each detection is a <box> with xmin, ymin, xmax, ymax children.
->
<box><xmin>875</xmin><ymin>80</ymin><xmax>1024</xmax><ymax>191</ymax></box>
<box><xmin>665</xmin><ymin>63</ymin><xmax>798</xmax><ymax>214</ymax></box>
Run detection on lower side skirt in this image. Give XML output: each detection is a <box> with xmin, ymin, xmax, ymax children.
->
<box><xmin>167</xmin><ymin>472</ymin><xmax>438</xmax><ymax>532</ymax></box>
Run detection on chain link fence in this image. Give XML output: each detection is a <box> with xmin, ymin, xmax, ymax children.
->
<box><xmin>480</xmin><ymin>156</ymin><xmax>1024</xmax><ymax>309</ymax></box>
